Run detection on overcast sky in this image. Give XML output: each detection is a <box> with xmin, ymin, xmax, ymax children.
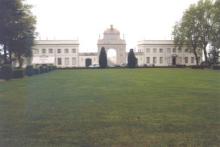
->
<box><xmin>26</xmin><ymin>0</ymin><xmax>199</xmax><ymax>52</ymax></box>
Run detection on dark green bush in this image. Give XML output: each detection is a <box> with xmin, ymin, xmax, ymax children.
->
<box><xmin>1</xmin><ymin>64</ymin><xmax>13</xmax><ymax>80</ymax></box>
<box><xmin>13</xmin><ymin>68</ymin><xmax>24</xmax><ymax>79</ymax></box>
<box><xmin>26</xmin><ymin>65</ymin><xmax>34</xmax><ymax>76</ymax></box>
<box><xmin>39</xmin><ymin>65</ymin><xmax>48</xmax><ymax>73</ymax></box>
<box><xmin>0</xmin><ymin>70</ymin><xmax>2</xmax><ymax>79</ymax></box>
<box><xmin>212</xmin><ymin>65</ymin><xmax>220</xmax><ymax>70</ymax></box>
<box><xmin>53</xmin><ymin>65</ymin><xmax>57</xmax><ymax>70</ymax></box>
<box><xmin>48</xmin><ymin>65</ymin><xmax>53</xmax><ymax>71</ymax></box>
<box><xmin>191</xmin><ymin>65</ymin><xmax>204</xmax><ymax>69</ymax></box>
<box><xmin>33</xmin><ymin>68</ymin><xmax>40</xmax><ymax>74</ymax></box>
<box><xmin>176</xmin><ymin>64</ymin><xmax>186</xmax><ymax>68</ymax></box>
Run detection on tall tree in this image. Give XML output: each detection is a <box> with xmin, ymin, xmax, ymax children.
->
<box><xmin>0</xmin><ymin>47</ymin><xmax>3</xmax><ymax>65</ymax></box>
<box><xmin>9</xmin><ymin>4</ymin><xmax>36</xmax><ymax>68</ymax></box>
<box><xmin>196</xmin><ymin>0</ymin><xmax>215</xmax><ymax>63</ymax></box>
<box><xmin>127</xmin><ymin>49</ymin><xmax>137</xmax><ymax>68</ymax></box>
<box><xmin>0</xmin><ymin>0</ymin><xmax>36</xmax><ymax>65</ymax></box>
<box><xmin>173</xmin><ymin>0</ymin><xmax>220</xmax><ymax>65</ymax></box>
<box><xmin>173</xmin><ymin>5</ymin><xmax>201</xmax><ymax>65</ymax></box>
<box><xmin>211</xmin><ymin>0</ymin><xmax>220</xmax><ymax>49</ymax></box>
<box><xmin>0</xmin><ymin>0</ymin><xmax>21</xmax><ymax>63</ymax></box>
<box><xmin>99</xmin><ymin>47</ymin><xmax>107</xmax><ymax>68</ymax></box>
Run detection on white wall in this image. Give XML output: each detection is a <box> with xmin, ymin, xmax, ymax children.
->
<box><xmin>137</xmin><ymin>40</ymin><xmax>202</xmax><ymax>66</ymax></box>
<box><xmin>32</xmin><ymin>40</ymin><xmax>79</xmax><ymax>68</ymax></box>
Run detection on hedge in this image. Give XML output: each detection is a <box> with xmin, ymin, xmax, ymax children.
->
<box><xmin>39</xmin><ymin>65</ymin><xmax>48</xmax><ymax>73</ymax></box>
<box><xmin>26</xmin><ymin>65</ymin><xmax>34</xmax><ymax>76</ymax></box>
<box><xmin>1</xmin><ymin>64</ymin><xmax>13</xmax><ymax>80</ymax></box>
<box><xmin>13</xmin><ymin>68</ymin><xmax>24</xmax><ymax>79</ymax></box>
<box><xmin>212</xmin><ymin>65</ymin><xmax>220</xmax><ymax>70</ymax></box>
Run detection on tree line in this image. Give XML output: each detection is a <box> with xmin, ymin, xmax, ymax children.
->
<box><xmin>173</xmin><ymin>0</ymin><xmax>220</xmax><ymax>66</ymax></box>
<box><xmin>0</xmin><ymin>0</ymin><xmax>36</xmax><ymax>68</ymax></box>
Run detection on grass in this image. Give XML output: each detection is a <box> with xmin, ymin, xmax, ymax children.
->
<box><xmin>0</xmin><ymin>68</ymin><xmax>220</xmax><ymax>147</ymax></box>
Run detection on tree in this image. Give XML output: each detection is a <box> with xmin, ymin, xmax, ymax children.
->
<box><xmin>127</xmin><ymin>49</ymin><xmax>137</xmax><ymax>68</ymax></box>
<box><xmin>0</xmin><ymin>47</ymin><xmax>3</xmax><ymax>65</ymax></box>
<box><xmin>173</xmin><ymin>0</ymin><xmax>220</xmax><ymax>65</ymax></box>
<box><xmin>99</xmin><ymin>47</ymin><xmax>107</xmax><ymax>68</ymax></box>
<box><xmin>0</xmin><ymin>0</ymin><xmax>36</xmax><ymax>65</ymax></box>
<box><xmin>195</xmin><ymin>0</ymin><xmax>215</xmax><ymax>63</ymax></box>
<box><xmin>9</xmin><ymin>4</ymin><xmax>36</xmax><ymax>68</ymax></box>
<box><xmin>211</xmin><ymin>0</ymin><xmax>220</xmax><ymax>49</ymax></box>
<box><xmin>209</xmin><ymin>47</ymin><xmax>219</xmax><ymax>65</ymax></box>
<box><xmin>173</xmin><ymin>5</ymin><xmax>201</xmax><ymax>65</ymax></box>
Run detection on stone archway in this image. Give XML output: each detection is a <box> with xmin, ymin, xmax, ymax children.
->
<box><xmin>97</xmin><ymin>25</ymin><xmax>126</xmax><ymax>65</ymax></box>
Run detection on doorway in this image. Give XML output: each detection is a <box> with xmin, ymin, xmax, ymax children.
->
<box><xmin>172</xmin><ymin>56</ymin><xmax>176</xmax><ymax>66</ymax></box>
<box><xmin>85</xmin><ymin>58</ymin><xmax>92</xmax><ymax>67</ymax></box>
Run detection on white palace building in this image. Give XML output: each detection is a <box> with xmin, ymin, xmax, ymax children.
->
<box><xmin>32</xmin><ymin>25</ymin><xmax>202</xmax><ymax>68</ymax></box>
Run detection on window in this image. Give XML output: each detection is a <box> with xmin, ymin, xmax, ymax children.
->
<box><xmin>57</xmin><ymin>58</ymin><xmax>62</xmax><ymax>65</ymax></box>
<box><xmin>153</xmin><ymin>57</ymin><xmax>157</xmax><ymax>64</ymax></box>
<box><xmin>185</xmin><ymin>49</ymin><xmax>189</xmax><ymax>53</ymax></box>
<box><xmin>65</xmin><ymin>58</ymin><xmax>69</xmax><ymax>65</ymax></box>
<box><xmin>173</xmin><ymin>48</ymin><xmax>176</xmax><ymax>53</ymax></box>
<box><xmin>160</xmin><ymin>57</ymin><xmax>163</xmax><ymax>64</ymax></box>
<box><xmin>146</xmin><ymin>48</ymin><xmax>150</xmax><ymax>53</ymax></box>
<box><xmin>159</xmin><ymin>48</ymin><xmax>163</xmax><ymax>53</ymax></box>
<box><xmin>146</xmin><ymin>57</ymin><xmax>150</xmax><ymax>64</ymax></box>
<box><xmin>42</xmin><ymin>49</ymin><xmax>46</xmax><ymax>54</ymax></box>
<box><xmin>65</xmin><ymin>49</ymin><xmax>69</xmax><ymax>54</ymax></box>
<box><xmin>72</xmin><ymin>49</ymin><xmax>76</xmax><ymax>53</ymax></box>
<box><xmin>49</xmin><ymin>49</ymin><xmax>53</xmax><ymax>54</ymax></box>
<box><xmin>167</xmin><ymin>48</ymin><xmax>171</xmax><ymax>53</ymax></box>
<box><xmin>179</xmin><ymin>57</ymin><xmax>182</xmax><ymax>64</ymax></box>
<box><xmin>72</xmin><ymin>57</ymin><xmax>76</xmax><ymax>65</ymax></box>
<box><xmin>178</xmin><ymin>48</ymin><xmax>182</xmax><ymax>53</ymax></box>
<box><xmin>191</xmin><ymin>57</ymin><xmax>195</xmax><ymax>64</ymax></box>
<box><xmin>34</xmin><ymin>49</ymin><xmax>39</xmax><ymax>54</ymax></box>
<box><xmin>57</xmin><ymin>49</ymin><xmax>61</xmax><ymax>53</ymax></box>
<box><xmin>153</xmin><ymin>48</ymin><xmax>157</xmax><ymax>53</ymax></box>
<box><xmin>185</xmin><ymin>57</ymin><xmax>188</xmax><ymax>64</ymax></box>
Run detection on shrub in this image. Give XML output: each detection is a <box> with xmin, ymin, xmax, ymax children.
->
<box><xmin>200</xmin><ymin>61</ymin><xmax>210</xmax><ymax>68</ymax></box>
<box><xmin>0</xmin><ymin>70</ymin><xmax>2</xmax><ymax>79</ymax></box>
<box><xmin>53</xmin><ymin>66</ymin><xmax>57</xmax><ymax>70</ymax></box>
<box><xmin>39</xmin><ymin>65</ymin><xmax>48</xmax><ymax>73</ymax></box>
<box><xmin>99</xmin><ymin>47</ymin><xmax>107</xmax><ymax>68</ymax></box>
<box><xmin>26</xmin><ymin>65</ymin><xmax>34</xmax><ymax>76</ymax></box>
<box><xmin>212</xmin><ymin>65</ymin><xmax>220</xmax><ymax>70</ymax></box>
<box><xmin>33</xmin><ymin>68</ymin><xmax>40</xmax><ymax>74</ymax></box>
<box><xmin>127</xmin><ymin>49</ymin><xmax>137</xmax><ymax>68</ymax></box>
<box><xmin>176</xmin><ymin>64</ymin><xmax>186</xmax><ymax>68</ymax></box>
<box><xmin>191</xmin><ymin>65</ymin><xmax>204</xmax><ymax>69</ymax></box>
<box><xmin>13</xmin><ymin>68</ymin><xmax>24</xmax><ymax>79</ymax></box>
<box><xmin>48</xmin><ymin>66</ymin><xmax>52</xmax><ymax>72</ymax></box>
<box><xmin>1</xmin><ymin>64</ymin><xmax>13</xmax><ymax>80</ymax></box>
<box><xmin>48</xmin><ymin>65</ymin><xmax>55</xmax><ymax>71</ymax></box>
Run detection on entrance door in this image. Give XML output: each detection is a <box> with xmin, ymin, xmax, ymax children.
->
<box><xmin>85</xmin><ymin>58</ymin><xmax>92</xmax><ymax>67</ymax></box>
<box><xmin>172</xmin><ymin>56</ymin><xmax>176</xmax><ymax>66</ymax></box>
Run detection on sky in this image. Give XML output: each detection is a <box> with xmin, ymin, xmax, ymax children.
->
<box><xmin>26</xmin><ymin>0</ymin><xmax>199</xmax><ymax>52</ymax></box>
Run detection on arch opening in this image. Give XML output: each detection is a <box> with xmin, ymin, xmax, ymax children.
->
<box><xmin>107</xmin><ymin>49</ymin><xmax>117</xmax><ymax>66</ymax></box>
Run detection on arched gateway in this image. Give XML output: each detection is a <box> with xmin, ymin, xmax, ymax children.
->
<box><xmin>97</xmin><ymin>25</ymin><xmax>126</xmax><ymax>65</ymax></box>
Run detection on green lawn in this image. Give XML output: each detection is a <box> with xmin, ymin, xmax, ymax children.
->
<box><xmin>0</xmin><ymin>69</ymin><xmax>220</xmax><ymax>147</ymax></box>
